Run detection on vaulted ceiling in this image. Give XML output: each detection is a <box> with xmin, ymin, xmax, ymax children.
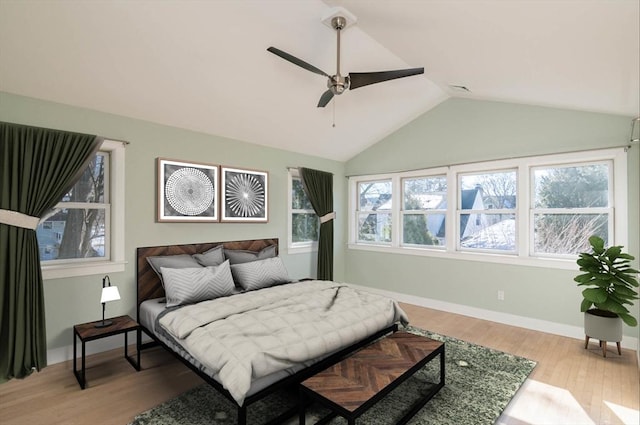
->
<box><xmin>1</xmin><ymin>1</ymin><xmax>638</xmax><ymax>161</ymax></box>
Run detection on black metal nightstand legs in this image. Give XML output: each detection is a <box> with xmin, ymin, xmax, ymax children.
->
<box><xmin>72</xmin><ymin>316</ymin><xmax>141</xmax><ymax>389</ymax></box>
<box><xmin>72</xmin><ymin>331</ymin><xmax>87</xmax><ymax>389</ymax></box>
<box><xmin>124</xmin><ymin>328</ymin><xmax>141</xmax><ymax>371</ymax></box>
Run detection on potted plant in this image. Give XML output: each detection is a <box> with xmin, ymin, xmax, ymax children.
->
<box><xmin>574</xmin><ymin>235</ymin><xmax>639</xmax><ymax>356</ymax></box>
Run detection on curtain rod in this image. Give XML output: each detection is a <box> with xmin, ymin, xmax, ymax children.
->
<box><xmin>286</xmin><ymin>166</ymin><xmax>335</xmax><ymax>176</ymax></box>
<box><xmin>344</xmin><ymin>144</ymin><xmax>632</xmax><ymax>178</ymax></box>
<box><xmin>104</xmin><ymin>137</ymin><xmax>130</xmax><ymax>146</ymax></box>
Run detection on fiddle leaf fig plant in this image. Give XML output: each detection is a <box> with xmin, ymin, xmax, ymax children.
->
<box><xmin>574</xmin><ymin>235</ymin><xmax>639</xmax><ymax>327</ymax></box>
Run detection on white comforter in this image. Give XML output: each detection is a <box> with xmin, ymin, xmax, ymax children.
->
<box><xmin>159</xmin><ymin>280</ymin><xmax>408</xmax><ymax>405</ymax></box>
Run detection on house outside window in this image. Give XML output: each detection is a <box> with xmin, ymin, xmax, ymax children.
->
<box><xmin>402</xmin><ymin>175</ymin><xmax>446</xmax><ymax>247</ymax></box>
<box><xmin>38</xmin><ymin>140</ymin><xmax>125</xmax><ymax>279</ymax></box>
<box><xmin>458</xmin><ymin>170</ymin><xmax>517</xmax><ymax>253</ymax></box>
<box><xmin>288</xmin><ymin>169</ymin><xmax>319</xmax><ymax>253</ymax></box>
<box><xmin>348</xmin><ymin>148</ymin><xmax>627</xmax><ymax>270</ymax></box>
<box><xmin>37</xmin><ymin>152</ymin><xmax>109</xmax><ymax>262</ymax></box>
<box><xmin>356</xmin><ymin>179</ymin><xmax>392</xmax><ymax>244</ymax></box>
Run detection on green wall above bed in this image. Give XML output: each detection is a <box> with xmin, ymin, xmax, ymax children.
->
<box><xmin>0</xmin><ymin>91</ymin><xmax>347</xmax><ymax>353</ymax></box>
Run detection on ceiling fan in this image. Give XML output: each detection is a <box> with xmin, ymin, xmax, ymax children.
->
<box><xmin>267</xmin><ymin>15</ymin><xmax>424</xmax><ymax>108</ymax></box>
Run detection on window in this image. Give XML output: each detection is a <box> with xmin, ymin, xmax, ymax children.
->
<box><xmin>39</xmin><ymin>140</ymin><xmax>125</xmax><ymax>279</ymax></box>
<box><xmin>531</xmin><ymin>161</ymin><xmax>612</xmax><ymax>257</ymax></box>
<box><xmin>402</xmin><ymin>175</ymin><xmax>446</xmax><ymax>247</ymax></box>
<box><xmin>288</xmin><ymin>170</ymin><xmax>319</xmax><ymax>252</ymax></box>
<box><xmin>458</xmin><ymin>170</ymin><xmax>517</xmax><ymax>253</ymax></box>
<box><xmin>348</xmin><ymin>148</ymin><xmax>627</xmax><ymax>269</ymax></box>
<box><xmin>37</xmin><ymin>152</ymin><xmax>110</xmax><ymax>262</ymax></box>
<box><xmin>356</xmin><ymin>179</ymin><xmax>392</xmax><ymax>244</ymax></box>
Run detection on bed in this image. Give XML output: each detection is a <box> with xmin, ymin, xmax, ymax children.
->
<box><xmin>136</xmin><ymin>238</ymin><xmax>408</xmax><ymax>425</ymax></box>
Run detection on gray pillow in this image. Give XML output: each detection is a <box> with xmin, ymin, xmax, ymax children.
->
<box><xmin>147</xmin><ymin>254</ymin><xmax>202</xmax><ymax>286</ymax></box>
<box><xmin>224</xmin><ymin>245</ymin><xmax>277</xmax><ymax>265</ymax></box>
<box><xmin>231</xmin><ymin>256</ymin><xmax>290</xmax><ymax>291</ymax></box>
<box><xmin>161</xmin><ymin>260</ymin><xmax>235</xmax><ymax>308</ymax></box>
<box><xmin>192</xmin><ymin>245</ymin><xmax>225</xmax><ymax>267</ymax></box>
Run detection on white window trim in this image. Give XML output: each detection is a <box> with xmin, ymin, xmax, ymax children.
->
<box><xmin>42</xmin><ymin>140</ymin><xmax>126</xmax><ymax>279</ymax></box>
<box><xmin>287</xmin><ymin>169</ymin><xmax>318</xmax><ymax>254</ymax></box>
<box><xmin>354</xmin><ymin>177</ymin><xmax>394</xmax><ymax>245</ymax></box>
<box><xmin>400</xmin><ymin>174</ymin><xmax>447</xmax><ymax>249</ymax></box>
<box><xmin>348</xmin><ymin>148</ymin><xmax>628</xmax><ymax>271</ymax></box>
<box><xmin>529</xmin><ymin>159</ymin><xmax>615</xmax><ymax>259</ymax></box>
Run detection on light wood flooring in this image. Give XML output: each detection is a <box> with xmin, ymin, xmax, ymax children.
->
<box><xmin>0</xmin><ymin>303</ymin><xmax>638</xmax><ymax>425</ymax></box>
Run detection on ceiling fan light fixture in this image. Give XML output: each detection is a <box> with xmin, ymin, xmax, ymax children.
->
<box><xmin>329</xmin><ymin>75</ymin><xmax>349</xmax><ymax>94</ymax></box>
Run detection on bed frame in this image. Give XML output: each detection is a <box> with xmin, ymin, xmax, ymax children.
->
<box><xmin>136</xmin><ymin>238</ymin><xmax>397</xmax><ymax>425</ymax></box>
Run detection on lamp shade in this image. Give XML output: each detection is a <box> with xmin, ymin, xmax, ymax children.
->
<box><xmin>100</xmin><ymin>285</ymin><xmax>121</xmax><ymax>303</ymax></box>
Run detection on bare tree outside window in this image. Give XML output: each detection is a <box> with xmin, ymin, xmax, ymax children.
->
<box><xmin>402</xmin><ymin>176</ymin><xmax>446</xmax><ymax>246</ymax></box>
<box><xmin>533</xmin><ymin>163</ymin><xmax>610</xmax><ymax>255</ymax></box>
<box><xmin>36</xmin><ymin>153</ymin><xmax>109</xmax><ymax>261</ymax></box>
<box><xmin>291</xmin><ymin>177</ymin><xmax>318</xmax><ymax>243</ymax></box>
<box><xmin>459</xmin><ymin>171</ymin><xmax>517</xmax><ymax>252</ymax></box>
<box><xmin>358</xmin><ymin>180</ymin><xmax>392</xmax><ymax>243</ymax></box>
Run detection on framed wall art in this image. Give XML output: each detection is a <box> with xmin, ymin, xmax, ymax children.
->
<box><xmin>157</xmin><ymin>158</ymin><xmax>219</xmax><ymax>222</ymax></box>
<box><xmin>221</xmin><ymin>166</ymin><xmax>268</xmax><ymax>222</ymax></box>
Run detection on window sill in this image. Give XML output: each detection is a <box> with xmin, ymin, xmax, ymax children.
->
<box><xmin>42</xmin><ymin>261</ymin><xmax>127</xmax><ymax>280</ymax></box>
<box><xmin>347</xmin><ymin>243</ymin><xmax>578</xmax><ymax>271</ymax></box>
<box><xmin>287</xmin><ymin>244</ymin><xmax>318</xmax><ymax>255</ymax></box>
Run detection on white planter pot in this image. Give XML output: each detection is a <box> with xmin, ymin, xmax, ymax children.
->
<box><xmin>584</xmin><ymin>309</ymin><xmax>623</xmax><ymax>357</ymax></box>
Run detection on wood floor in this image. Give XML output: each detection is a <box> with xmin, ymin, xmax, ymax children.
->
<box><xmin>0</xmin><ymin>303</ymin><xmax>638</xmax><ymax>425</ymax></box>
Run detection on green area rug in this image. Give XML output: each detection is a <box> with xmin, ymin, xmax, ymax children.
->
<box><xmin>129</xmin><ymin>326</ymin><xmax>536</xmax><ymax>425</ymax></box>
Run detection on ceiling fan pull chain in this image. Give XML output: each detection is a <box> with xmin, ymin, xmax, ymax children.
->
<box><xmin>332</xmin><ymin>100</ymin><xmax>336</xmax><ymax>128</ymax></box>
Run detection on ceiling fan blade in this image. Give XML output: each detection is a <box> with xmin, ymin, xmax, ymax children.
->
<box><xmin>317</xmin><ymin>90</ymin><xmax>334</xmax><ymax>108</ymax></box>
<box><xmin>348</xmin><ymin>67</ymin><xmax>424</xmax><ymax>90</ymax></box>
<box><xmin>267</xmin><ymin>47</ymin><xmax>329</xmax><ymax>78</ymax></box>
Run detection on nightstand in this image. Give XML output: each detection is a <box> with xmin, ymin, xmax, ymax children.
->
<box><xmin>73</xmin><ymin>315</ymin><xmax>141</xmax><ymax>389</ymax></box>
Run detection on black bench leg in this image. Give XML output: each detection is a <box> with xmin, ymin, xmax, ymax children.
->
<box><xmin>238</xmin><ymin>405</ymin><xmax>247</xmax><ymax>425</ymax></box>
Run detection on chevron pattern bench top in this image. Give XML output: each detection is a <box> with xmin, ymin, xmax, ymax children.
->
<box><xmin>299</xmin><ymin>331</ymin><xmax>445</xmax><ymax>425</ymax></box>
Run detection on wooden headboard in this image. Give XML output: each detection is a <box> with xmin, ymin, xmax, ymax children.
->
<box><xmin>136</xmin><ymin>238</ymin><xmax>278</xmax><ymax>308</ymax></box>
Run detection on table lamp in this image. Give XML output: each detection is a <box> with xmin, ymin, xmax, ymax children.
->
<box><xmin>95</xmin><ymin>275</ymin><xmax>120</xmax><ymax>328</ymax></box>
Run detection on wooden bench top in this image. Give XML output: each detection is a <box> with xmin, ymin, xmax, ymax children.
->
<box><xmin>300</xmin><ymin>331</ymin><xmax>444</xmax><ymax>413</ymax></box>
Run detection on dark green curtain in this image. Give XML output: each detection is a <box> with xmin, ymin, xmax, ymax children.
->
<box><xmin>0</xmin><ymin>122</ymin><xmax>100</xmax><ymax>382</ymax></box>
<box><xmin>299</xmin><ymin>167</ymin><xmax>334</xmax><ymax>281</ymax></box>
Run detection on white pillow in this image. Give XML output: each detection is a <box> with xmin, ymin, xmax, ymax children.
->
<box><xmin>161</xmin><ymin>260</ymin><xmax>235</xmax><ymax>307</ymax></box>
<box><xmin>147</xmin><ymin>254</ymin><xmax>202</xmax><ymax>286</ymax></box>
<box><xmin>230</xmin><ymin>256</ymin><xmax>290</xmax><ymax>291</ymax></box>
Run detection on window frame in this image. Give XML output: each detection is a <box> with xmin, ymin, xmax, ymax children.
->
<box><xmin>355</xmin><ymin>177</ymin><xmax>394</xmax><ymax>245</ymax></box>
<box><xmin>38</xmin><ymin>151</ymin><xmax>111</xmax><ymax>264</ymax></box>
<box><xmin>41</xmin><ymin>140</ymin><xmax>126</xmax><ymax>279</ymax></box>
<box><xmin>529</xmin><ymin>159</ymin><xmax>615</xmax><ymax>259</ymax></box>
<box><xmin>400</xmin><ymin>173</ymin><xmax>447</xmax><ymax>249</ymax></box>
<box><xmin>287</xmin><ymin>169</ymin><xmax>318</xmax><ymax>254</ymax></box>
<box><xmin>347</xmin><ymin>148</ymin><xmax>627</xmax><ymax>270</ymax></box>
<box><xmin>456</xmin><ymin>168</ymin><xmax>518</xmax><ymax>255</ymax></box>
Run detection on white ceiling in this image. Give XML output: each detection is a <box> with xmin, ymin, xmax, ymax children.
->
<box><xmin>1</xmin><ymin>1</ymin><xmax>638</xmax><ymax>161</ymax></box>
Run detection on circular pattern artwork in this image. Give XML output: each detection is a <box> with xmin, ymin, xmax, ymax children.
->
<box><xmin>165</xmin><ymin>167</ymin><xmax>215</xmax><ymax>216</ymax></box>
<box><xmin>225</xmin><ymin>172</ymin><xmax>265</xmax><ymax>217</ymax></box>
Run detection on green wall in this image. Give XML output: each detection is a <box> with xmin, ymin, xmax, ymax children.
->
<box><xmin>345</xmin><ymin>98</ymin><xmax>640</xmax><ymax>339</ymax></box>
<box><xmin>2</xmin><ymin>92</ymin><xmax>638</xmax><ymax>353</ymax></box>
<box><xmin>0</xmin><ymin>91</ymin><xmax>346</xmax><ymax>351</ymax></box>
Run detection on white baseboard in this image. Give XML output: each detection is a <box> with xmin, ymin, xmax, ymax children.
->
<box><xmin>47</xmin><ymin>287</ymin><xmax>639</xmax><ymax>366</ymax></box>
<box><xmin>347</xmin><ymin>283</ymin><xmax>640</xmax><ymax>354</ymax></box>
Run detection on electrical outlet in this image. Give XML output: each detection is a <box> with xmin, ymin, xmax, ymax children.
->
<box><xmin>497</xmin><ymin>290</ymin><xmax>505</xmax><ymax>301</ymax></box>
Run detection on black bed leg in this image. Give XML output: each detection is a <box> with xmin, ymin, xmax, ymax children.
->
<box><xmin>238</xmin><ymin>405</ymin><xmax>247</xmax><ymax>425</ymax></box>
